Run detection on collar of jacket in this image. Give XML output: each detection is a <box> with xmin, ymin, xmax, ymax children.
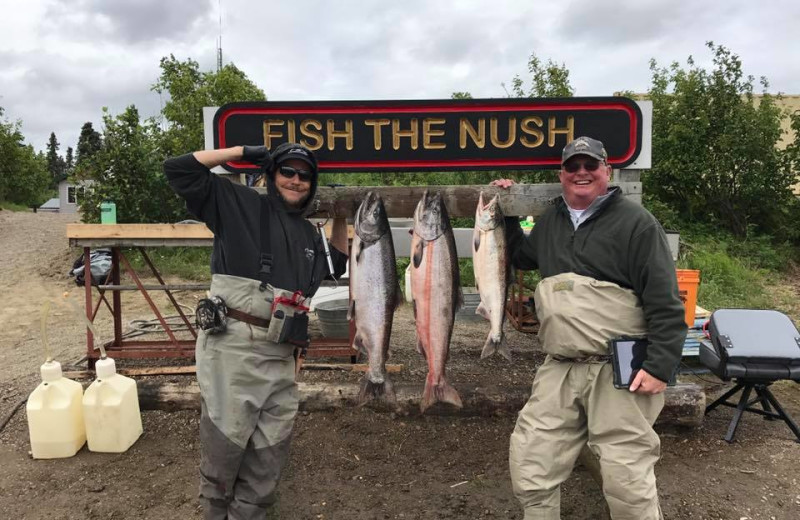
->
<box><xmin>553</xmin><ymin>186</ymin><xmax>622</xmax><ymax>216</ymax></box>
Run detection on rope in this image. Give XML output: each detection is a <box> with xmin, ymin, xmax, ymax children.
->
<box><xmin>0</xmin><ymin>398</ymin><xmax>26</xmax><ymax>434</ymax></box>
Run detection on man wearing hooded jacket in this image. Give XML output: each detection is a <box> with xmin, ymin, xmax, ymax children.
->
<box><xmin>164</xmin><ymin>143</ymin><xmax>347</xmax><ymax>520</ymax></box>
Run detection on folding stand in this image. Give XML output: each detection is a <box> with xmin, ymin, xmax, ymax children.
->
<box><xmin>705</xmin><ymin>379</ymin><xmax>800</xmax><ymax>443</ymax></box>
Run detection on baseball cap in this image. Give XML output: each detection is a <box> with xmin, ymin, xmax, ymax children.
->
<box><xmin>271</xmin><ymin>143</ymin><xmax>318</xmax><ymax>173</ymax></box>
<box><xmin>562</xmin><ymin>136</ymin><xmax>608</xmax><ymax>164</ymax></box>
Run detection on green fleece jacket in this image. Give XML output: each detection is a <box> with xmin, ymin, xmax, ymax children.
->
<box><xmin>506</xmin><ymin>187</ymin><xmax>687</xmax><ymax>382</ymax></box>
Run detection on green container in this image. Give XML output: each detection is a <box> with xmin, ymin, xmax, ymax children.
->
<box><xmin>100</xmin><ymin>201</ymin><xmax>117</xmax><ymax>224</ymax></box>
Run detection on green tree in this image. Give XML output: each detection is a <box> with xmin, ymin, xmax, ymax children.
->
<box><xmin>0</xmin><ymin>108</ymin><xmax>51</xmax><ymax>206</ymax></box>
<box><xmin>152</xmin><ymin>55</ymin><xmax>266</xmax><ymax>156</ymax></box>
<box><xmin>76</xmin><ymin>122</ymin><xmax>102</xmax><ymax>167</ymax></box>
<box><xmin>46</xmin><ymin>132</ymin><xmax>66</xmax><ymax>186</ymax></box>
<box><xmin>65</xmin><ymin>146</ymin><xmax>74</xmax><ymax>173</ymax></box>
<box><xmin>507</xmin><ymin>52</ymin><xmax>574</xmax><ymax>98</ymax></box>
<box><xmin>76</xmin><ymin>105</ymin><xmax>187</xmax><ymax>223</ymax></box>
<box><xmin>647</xmin><ymin>42</ymin><xmax>793</xmax><ymax>238</ymax></box>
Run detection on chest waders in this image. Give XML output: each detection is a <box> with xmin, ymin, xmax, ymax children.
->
<box><xmin>509</xmin><ymin>273</ymin><xmax>665</xmax><ymax>520</ymax></box>
<box><xmin>197</xmin><ymin>197</ymin><xmax>309</xmax><ymax>520</ymax></box>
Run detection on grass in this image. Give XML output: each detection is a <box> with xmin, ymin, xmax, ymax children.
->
<box><xmin>124</xmin><ymin>247</ymin><xmax>212</xmax><ymax>281</ymax></box>
<box><xmin>677</xmin><ymin>230</ymin><xmax>799</xmax><ymax>317</ymax></box>
<box><xmin>1</xmin><ymin>201</ymin><xmax>33</xmax><ymax>211</ymax></box>
<box><xmin>127</xmin><ymin>229</ymin><xmax>797</xmax><ymax>320</ymax></box>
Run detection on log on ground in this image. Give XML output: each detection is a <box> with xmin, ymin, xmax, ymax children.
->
<box><xmin>137</xmin><ymin>381</ymin><xmax>705</xmax><ymax>427</ymax></box>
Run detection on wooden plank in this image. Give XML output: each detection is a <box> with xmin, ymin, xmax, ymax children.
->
<box><xmin>96</xmin><ymin>284</ymin><xmax>209</xmax><ymax>291</ymax></box>
<box><xmin>66</xmin><ymin>223</ymin><xmax>213</xmax><ymax>240</ymax></box>
<box><xmin>65</xmin><ymin>185</ymin><xmax>641</xmax><ymax>241</ymax></box>
<box><xmin>302</xmin><ymin>363</ymin><xmax>404</xmax><ymax>373</ymax></box>
<box><xmin>136</xmin><ymin>380</ymin><xmax>704</xmax><ymax>425</ymax></box>
<box><xmin>64</xmin><ymin>365</ymin><xmax>198</xmax><ymax>379</ymax></box>
<box><xmin>265</xmin><ymin>182</ymin><xmax>642</xmax><ymax>218</ymax></box>
<box><xmin>63</xmin><ymin>363</ymin><xmax>403</xmax><ymax>379</ymax></box>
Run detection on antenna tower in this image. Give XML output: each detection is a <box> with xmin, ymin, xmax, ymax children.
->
<box><xmin>216</xmin><ymin>0</ymin><xmax>223</xmax><ymax>71</ymax></box>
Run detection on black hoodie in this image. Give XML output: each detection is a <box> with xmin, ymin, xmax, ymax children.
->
<box><xmin>163</xmin><ymin>153</ymin><xmax>347</xmax><ymax>297</ymax></box>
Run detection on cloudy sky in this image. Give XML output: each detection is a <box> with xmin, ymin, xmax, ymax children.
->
<box><xmin>2</xmin><ymin>0</ymin><xmax>798</xmax><ymax>153</ymax></box>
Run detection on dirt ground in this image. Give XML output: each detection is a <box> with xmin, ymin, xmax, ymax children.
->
<box><xmin>1</xmin><ymin>209</ymin><xmax>799</xmax><ymax>520</ymax></box>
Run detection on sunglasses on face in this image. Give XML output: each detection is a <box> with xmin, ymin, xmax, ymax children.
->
<box><xmin>563</xmin><ymin>158</ymin><xmax>603</xmax><ymax>174</ymax></box>
<box><xmin>277</xmin><ymin>165</ymin><xmax>313</xmax><ymax>182</ymax></box>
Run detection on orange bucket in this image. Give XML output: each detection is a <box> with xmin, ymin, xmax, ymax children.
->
<box><xmin>676</xmin><ymin>269</ymin><xmax>701</xmax><ymax>327</ymax></box>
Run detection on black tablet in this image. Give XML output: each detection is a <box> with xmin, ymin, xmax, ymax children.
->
<box><xmin>609</xmin><ymin>337</ymin><xmax>676</xmax><ymax>389</ymax></box>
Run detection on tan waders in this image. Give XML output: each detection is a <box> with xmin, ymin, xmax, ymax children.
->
<box><xmin>197</xmin><ymin>275</ymin><xmax>299</xmax><ymax>520</ymax></box>
<box><xmin>509</xmin><ymin>273</ymin><xmax>665</xmax><ymax>519</ymax></box>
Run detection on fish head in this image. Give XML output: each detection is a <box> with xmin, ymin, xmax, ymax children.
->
<box><xmin>414</xmin><ymin>190</ymin><xmax>449</xmax><ymax>241</ymax></box>
<box><xmin>476</xmin><ymin>192</ymin><xmax>502</xmax><ymax>231</ymax></box>
<box><xmin>354</xmin><ymin>191</ymin><xmax>389</xmax><ymax>242</ymax></box>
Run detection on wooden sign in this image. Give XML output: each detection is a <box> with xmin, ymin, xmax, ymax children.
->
<box><xmin>213</xmin><ymin>98</ymin><xmax>643</xmax><ymax>173</ymax></box>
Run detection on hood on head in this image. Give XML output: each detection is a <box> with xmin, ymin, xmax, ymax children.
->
<box><xmin>414</xmin><ymin>190</ymin><xmax>450</xmax><ymax>241</ymax></box>
<box><xmin>354</xmin><ymin>191</ymin><xmax>390</xmax><ymax>243</ymax></box>
<box><xmin>475</xmin><ymin>191</ymin><xmax>502</xmax><ymax>231</ymax></box>
<box><xmin>265</xmin><ymin>143</ymin><xmax>319</xmax><ymax>215</ymax></box>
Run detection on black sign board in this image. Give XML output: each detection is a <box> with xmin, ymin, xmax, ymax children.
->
<box><xmin>213</xmin><ymin>97</ymin><xmax>642</xmax><ymax>172</ymax></box>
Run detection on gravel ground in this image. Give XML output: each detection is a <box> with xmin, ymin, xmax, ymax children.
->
<box><xmin>1</xmin><ymin>209</ymin><xmax>799</xmax><ymax>520</ymax></box>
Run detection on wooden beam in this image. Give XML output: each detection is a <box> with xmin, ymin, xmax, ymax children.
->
<box><xmin>136</xmin><ymin>380</ymin><xmax>704</xmax><ymax>425</ymax></box>
<box><xmin>271</xmin><ymin>182</ymin><xmax>642</xmax><ymax>218</ymax></box>
<box><xmin>63</xmin><ymin>363</ymin><xmax>404</xmax><ymax>379</ymax></box>
<box><xmin>65</xmin><ymin>186</ymin><xmax>641</xmax><ymax>240</ymax></box>
<box><xmin>67</xmin><ymin>223</ymin><xmax>213</xmax><ymax>240</ymax></box>
<box><xmin>96</xmin><ymin>284</ymin><xmax>209</xmax><ymax>291</ymax></box>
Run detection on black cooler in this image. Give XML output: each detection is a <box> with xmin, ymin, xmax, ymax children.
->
<box><xmin>700</xmin><ymin>309</ymin><xmax>800</xmax><ymax>443</ymax></box>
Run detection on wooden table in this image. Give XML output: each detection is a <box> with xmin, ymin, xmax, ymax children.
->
<box><xmin>67</xmin><ymin>223</ymin><xmax>356</xmax><ymax>369</ymax></box>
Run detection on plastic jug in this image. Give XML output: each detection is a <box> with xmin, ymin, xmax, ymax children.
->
<box><xmin>100</xmin><ymin>201</ymin><xmax>116</xmax><ymax>224</ymax></box>
<box><xmin>26</xmin><ymin>360</ymin><xmax>86</xmax><ymax>459</ymax></box>
<box><xmin>82</xmin><ymin>357</ymin><xmax>143</xmax><ymax>453</ymax></box>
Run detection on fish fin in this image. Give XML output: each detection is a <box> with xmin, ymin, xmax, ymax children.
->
<box><xmin>420</xmin><ymin>377</ymin><xmax>463</xmax><ymax>413</ymax></box>
<box><xmin>415</xmin><ymin>337</ymin><xmax>426</xmax><ymax>358</ymax></box>
<box><xmin>480</xmin><ymin>331</ymin><xmax>511</xmax><ymax>362</ymax></box>
<box><xmin>412</xmin><ymin>240</ymin><xmax>424</xmax><ymax>268</ymax></box>
<box><xmin>355</xmin><ymin>241</ymin><xmax>366</xmax><ymax>263</ymax></box>
<box><xmin>357</xmin><ymin>374</ymin><xmax>396</xmax><ymax>405</ymax></box>
<box><xmin>476</xmin><ymin>301</ymin><xmax>491</xmax><ymax>321</ymax></box>
<box><xmin>352</xmin><ymin>332</ymin><xmax>368</xmax><ymax>356</ymax></box>
<box><xmin>347</xmin><ymin>299</ymin><xmax>356</xmax><ymax>321</ymax></box>
<box><xmin>456</xmin><ymin>286</ymin><xmax>464</xmax><ymax>311</ymax></box>
<box><xmin>473</xmin><ymin>227</ymin><xmax>481</xmax><ymax>253</ymax></box>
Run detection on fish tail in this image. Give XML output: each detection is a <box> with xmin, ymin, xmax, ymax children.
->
<box><xmin>480</xmin><ymin>332</ymin><xmax>511</xmax><ymax>361</ymax></box>
<box><xmin>420</xmin><ymin>376</ymin><xmax>463</xmax><ymax>413</ymax></box>
<box><xmin>357</xmin><ymin>374</ymin><xmax>396</xmax><ymax>405</ymax></box>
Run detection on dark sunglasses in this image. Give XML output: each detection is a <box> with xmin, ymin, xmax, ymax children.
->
<box><xmin>277</xmin><ymin>165</ymin><xmax>313</xmax><ymax>182</ymax></box>
<box><xmin>563</xmin><ymin>158</ymin><xmax>603</xmax><ymax>174</ymax></box>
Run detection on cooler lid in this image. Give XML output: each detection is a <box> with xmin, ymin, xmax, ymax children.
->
<box><xmin>711</xmin><ymin>309</ymin><xmax>800</xmax><ymax>360</ymax></box>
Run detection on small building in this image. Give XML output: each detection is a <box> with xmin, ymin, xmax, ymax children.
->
<box><xmin>40</xmin><ymin>179</ymin><xmax>93</xmax><ymax>213</ymax></box>
<box><xmin>37</xmin><ymin>198</ymin><xmax>60</xmax><ymax>212</ymax></box>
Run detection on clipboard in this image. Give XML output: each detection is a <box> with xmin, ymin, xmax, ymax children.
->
<box><xmin>609</xmin><ymin>337</ymin><xmax>677</xmax><ymax>389</ymax></box>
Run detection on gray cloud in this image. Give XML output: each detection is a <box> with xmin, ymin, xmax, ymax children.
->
<box><xmin>43</xmin><ymin>0</ymin><xmax>215</xmax><ymax>45</ymax></box>
<box><xmin>2</xmin><ymin>0</ymin><xmax>799</xmax><ymax>154</ymax></box>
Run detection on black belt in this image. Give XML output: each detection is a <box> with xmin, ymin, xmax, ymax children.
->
<box><xmin>551</xmin><ymin>354</ymin><xmax>611</xmax><ymax>363</ymax></box>
<box><xmin>227</xmin><ymin>308</ymin><xmax>270</xmax><ymax>328</ymax></box>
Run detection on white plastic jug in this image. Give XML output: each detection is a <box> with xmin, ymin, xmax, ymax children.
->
<box><xmin>26</xmin><ymin>360</ymin><xmax>86</xmax><ymax>459</ymax></box>
<box><xmin>82</xmin><ymin>357</ymin><xmax>143</xmax><ymax>453</ymax></box>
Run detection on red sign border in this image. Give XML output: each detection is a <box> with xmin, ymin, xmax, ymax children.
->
<box><xmin>213</xmin><ymin>97</ymin><xmax>642</xmax><ymax>172</ymax></box>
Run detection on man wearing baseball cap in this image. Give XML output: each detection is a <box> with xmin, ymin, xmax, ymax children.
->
<box><xmin>164</xmin><ymin>142</ymin><xmax>348</xmax><ymax>519</ymax></box>
<box><xmin>494</xmin><ymin>136</ymin><xmax>685</xmax><ymax>519</ymax></box>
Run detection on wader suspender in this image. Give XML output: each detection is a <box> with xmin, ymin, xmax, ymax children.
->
<box><xmin>258</xmin><ymin>197</ymin><xmax>273</xmax><ymax>292</ymax></box>
<box><xmin>258</xmin><ymin>197</ymin><xmax>319</xmax><ymax>296</ymax></box>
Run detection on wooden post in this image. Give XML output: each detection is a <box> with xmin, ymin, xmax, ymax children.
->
<box><xmin>136</xmin><ymin>380</ymin><xmax>705</xmax><ymax>425</ymax></box>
